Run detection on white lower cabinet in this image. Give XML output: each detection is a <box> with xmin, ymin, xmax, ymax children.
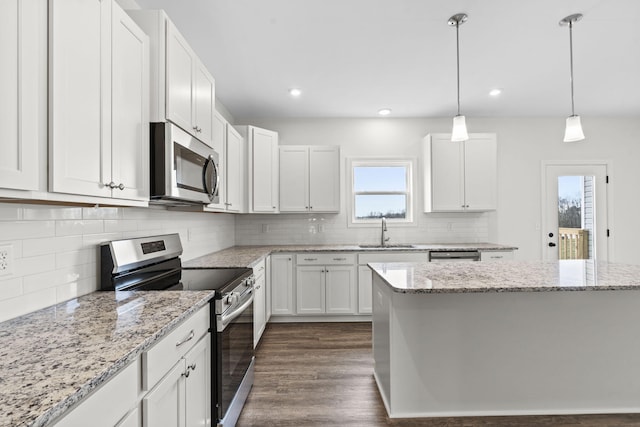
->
<box><xmin>116</xmin><ymin>409</ymin><xmax>140</xmax><ymax>427</ymax></box>
<box><xmin>53</xmin><ymin>360</ymin><xmax>139</xmax><ymax>427</ymax></box>
<box><xmin>253</xmin><ymin>258</ymin><xmax>267</xmax><ymax>347</ymax></box>
<box><xmin>142</xmin><ymin>305</ymin><xmax>211</xmax><ymax>427</ymax></box>
<box><xmin>480</xmin><ymin>250</ymin><xmax>515</xmax><ymax>261</ymax></box>
<box><xmin>296</xmin><ymin>254</ymin><xmax>356</xmax><ymax>315</ymax></box>
<box><xmin>270</xmin><ymin>254</ymin><xmax>294</xmax><ymax>315</ymax></box>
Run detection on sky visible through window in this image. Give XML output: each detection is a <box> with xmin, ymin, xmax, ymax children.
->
<box><xmin>354</xmin><ymin>166</ymin><xmax>407</xmax><ymax>218</ymax></box>
<box><xmin>558</xmin><ymin>176</ymin><xmax>582</xmax><ymax>200</ymax></box>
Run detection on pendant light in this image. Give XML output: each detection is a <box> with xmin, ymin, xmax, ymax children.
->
<box><xmin>448</xmin><ymin>13</ymin><xmax>469</xmax><ymax>142</ymax></box>
<box><xmin>560</xmin><ymin>13</ymin><xmax>585</xmax><ymax>142</ymax></box>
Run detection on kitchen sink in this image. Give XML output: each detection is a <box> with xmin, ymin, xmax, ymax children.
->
<box><xmin>359</xmin><ymin>244</ymin><xmax>415</xmax><ymax>249</ymax></box>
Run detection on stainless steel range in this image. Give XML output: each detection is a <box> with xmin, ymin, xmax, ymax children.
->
<box><xmin>100</xmin><ymin>233</ymin><xmax>255</xmax><ymax>427</ymax></box>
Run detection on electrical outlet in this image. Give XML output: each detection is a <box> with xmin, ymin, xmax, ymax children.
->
<box><xmin>0</xmin><ymin>245</ymin><xmax>14</xmax><ymax>276</ymax></box>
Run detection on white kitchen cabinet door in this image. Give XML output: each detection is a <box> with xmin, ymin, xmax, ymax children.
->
<box><xmin>111</xmin><ymin>4</ymin><xmax>149</xmax><ymax>201</ymax></box>
<box><xmin>0</xmin><ymin>0</ymin><xmax>42</xmax><ymax>191</ymax></box>
<box><xmin>429</xmin><ymin>138</ymin><xmax>465</xmax><ymax>211</ymax></box>
<box><xmin>464</xmin><ymin>136</ymin><xmax>497</xmax><ymax>211</ymax></box>
<box><xmin>480</xmin><ymin>250</ymin><xmax>514</xmax><ymax>261</ymax></box>
<box><xmin>357</xmin><ymin>265</ymin><xmax>373</xmax><ymax>314</ymax></box>
<box><xmin>166</xmin><ymin>21</ymin><xmax>194</xmax><ymax>136</ymax></box>
<box><xmin>279</xmin><ymin>146</ymin><xmax>309</xmax><ymax>212</ymax></box>
<box><xmin>116</xmin><ymin>409</ymin><xmax>140</xmax><ymax>427</ymax></box>
<box><xmin>308</xmin><ymin>146</ymin><xmax>340</xmax><ymax>212</ymax></box>
<box><xmin>143</xmin><ymin>361</ymin><xmax>186</xmax><ymax>427</ymax></box>
<box><xmin>424</xmin><ymin>133</ymin><xmax>497</xmax><ymax>212</ymax></box>
<box><xmin>253</xmin><ymin>273</ymin><xmax>266</xmax><ymax>348</ymax></box>
<box><xmin>271</xmin><ymin>255</ymin><xmax>294</xmax><ymax>315</ymax></box>
<box><xmin>224</xmin><ymin>124</ymin><xmax>244</xmax><ymax>212</ymax></box>
<box><xmin>184</xmin><ymin>336</ymin><xmax>210</xmax><ymax>427</ymax></box>
<box><xmin>325</xmin><ymin>266</ymin><xmax>356</xmax><ymax>314</ymax></box>
<box><xmin>193</xmin><ymin>63</ymin><xmax>215</xmax><ymax>148</ymax></box>
<box><xmin>296</xmin><ymin>266</ymin><xmax>325</xmax><ymax>314</ymax></box>
<box><xmin>49</xmin><ymin>0</ymin><xmax>111</xmax><ymax>198</ymax></box>
<box><xmin>247</xmin><ymin>126</ymin><xmax>279</xmax><ymax>213</ymax></box>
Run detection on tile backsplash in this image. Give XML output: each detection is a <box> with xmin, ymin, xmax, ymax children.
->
<box><xmin>235</xmin><ymin>212</ymin><xmax>489</xmax><ymax>246</ymax></box>
<box><xmin>0</xmin><ymin>203</ymin><xmax>235</xmax><ymax>322</ymax></box>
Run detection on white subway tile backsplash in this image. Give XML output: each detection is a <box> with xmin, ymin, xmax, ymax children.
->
<box><xmin>0</xmin><ymin>221</ymin><xmax>55</xmax><ymax>240</ymax></box>
<box><xmin>55</xmin><ymin>220</ymin><xmax>104</xmax><ymax>237</ymax></box>
<box><xmin>0</xmin><ymin>202</ymin><xmax>236</xmax><ymax>323</ymax></box>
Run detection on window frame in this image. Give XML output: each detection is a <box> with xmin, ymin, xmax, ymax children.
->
<box><xmin>347</xmin><ymin>158</ymin><xmax>416</xmax><ymax>227</ymax></box>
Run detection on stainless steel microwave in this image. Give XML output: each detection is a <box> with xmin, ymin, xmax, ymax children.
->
<box><xmin>150</xmin><ymin>122</ymin><xmax>220</xmax><ymax>205</ymax></box>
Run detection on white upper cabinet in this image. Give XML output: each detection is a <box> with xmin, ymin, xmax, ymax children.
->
<box><xmin>0</xmin><ymin>0</ymin><xmax>44</xmax><ymax>191</ymax></box>
<box><xmin>224</xmin><ymin>123</ymin><xmax>244</xmax><ymax>213</ymax></box>
<box><xmin>237</xmin><ymin>126</ymin><xmax>279</xmax><ymax>213</ymax></box>
<box><xmin>280</xmin><ymin>146</ymin><xmax>340</xmax><ymax>213</ymax></box>
<box><xmin>129</xmin><ymin>10</ymin><xmax>215</xmax><ymax>147</ymax></box>
<box><xmin>50</xmin><ymin>0</ymin><xmax>149</xmax><ymax>202</ymax></box>
<box><xmin>424</xmin><ymin>133</ymin><xmax>497</xmax><ymax>212</ymax></box>
<box><xmin>203</xmin><ymin>110</ymin><xmax>227</xmax><ymax>211</ymax></box>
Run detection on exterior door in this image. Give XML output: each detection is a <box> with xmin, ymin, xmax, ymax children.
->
<box><xmin>543</xmin><ymin>163</ymin><xmax>609</xmax><ymax>261</ymax></box>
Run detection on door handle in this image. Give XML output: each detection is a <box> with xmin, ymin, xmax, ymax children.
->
<box><xmin>548</xmin><ymin>242</ymin><xmax>557</xmax><ymax>247</ymax></box>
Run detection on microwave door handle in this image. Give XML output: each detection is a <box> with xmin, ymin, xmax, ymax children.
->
<box><xmin>210</xmin><ymin>156</ymin><xmax>220</xmax><ymax>199</ymax></box>
<box><xmin>202</xmin><ymin>156</ymin><xmax>213</xmax><ymax>198</ymax></box>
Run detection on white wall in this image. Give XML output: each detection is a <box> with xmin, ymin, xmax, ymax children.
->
<box><xmin>0</xmin><ymin>204</ymin><xmax>235</xmax><ymax>322</ymax></box>
<box><xmin>237</xmin><ymin>117</ymin><xmax>640</xmax><ymax>262</ymax></box>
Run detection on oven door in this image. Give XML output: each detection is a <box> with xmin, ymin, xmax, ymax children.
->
<box><xmin>151</xmin><ymin>122</ymin><xmax>219</xmax><ymax>204</ymax></box>
<box><xmin>214</xmin><ymin>288</ymin><xmax>254</xmax><ymax>424</ymax></box>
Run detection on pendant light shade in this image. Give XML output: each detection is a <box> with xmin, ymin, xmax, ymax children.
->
<box><xmin>452</xmin><ymin>115</ymin><xmax>469</xmax><ymax>142</ymax></box>
<box><xmin>560</xmin><ymin>13</ymin><xmax>585</xmax><ymax>142</ymax></box>
<box><xmin>448</xmin><ymin>13</ymin><xmax>468</xmax><ymax>142</ymax></box>
<box><xmin>564</xmin><ymin>115</ymin><xmax>585</xmax><ymax>142</ymax></box>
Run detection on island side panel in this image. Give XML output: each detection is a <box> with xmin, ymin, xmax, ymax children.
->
<box><xmin>373</xmin><ymin>283</ymin><xmax>640</xmax><ymax>418</ymax></box>
<box><xmin>372</xmin><ymin>275</ymin><xmax>392</xmax><ymax>414</ymax></box>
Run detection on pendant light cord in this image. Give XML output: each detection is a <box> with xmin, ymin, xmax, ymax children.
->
<box><xmin>569</xmin><ymin>21</ymin><xmax>575</xmax><ymax>116</ymax></box>
<box><xmin>456</xmin><ymin>21</ymin><xmax>461</xmax><ymax>116</ymax></box>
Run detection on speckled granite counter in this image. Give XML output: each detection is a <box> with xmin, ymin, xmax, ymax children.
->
<box><xmin>370</xmin><ymin>260</ymin><xmax>640</xmax><ymax>293</ymax></box>
<box><xmin>183</xmin><ymin>243</ymin><xmax>517</xmax><ymax>269</ymax></box>
<box><xmin>0</xmin><ymin>290</ymin><xmax>214</xmax><ymax>427</ymax></box>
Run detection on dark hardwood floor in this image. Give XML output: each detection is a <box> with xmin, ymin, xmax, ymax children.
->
<box><xmin>237</xmin><ymin>322</ymin><xmax>640</xmax><ymax>427</ymax></box>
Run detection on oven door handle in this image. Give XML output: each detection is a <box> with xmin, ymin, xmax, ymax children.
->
<box><xmin>217</xmin><ymin>290</ymin><xmax>254</xmax><ymax>332</ymax></box>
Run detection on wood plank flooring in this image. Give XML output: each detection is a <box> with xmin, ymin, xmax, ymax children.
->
<box><xmin>237</xmin><ymin>322</ymin><xmax>640</xmax><ymax>427</ymax></box>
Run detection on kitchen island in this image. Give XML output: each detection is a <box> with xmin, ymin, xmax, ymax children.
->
<box><xmin>370</xmin><ymin>260</ymin><xmax>640</xmax><ymax>418</ymax></box>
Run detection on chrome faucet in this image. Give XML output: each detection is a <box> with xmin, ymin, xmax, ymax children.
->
<box><xmin>381</xmin><ymin>217</ymin><xmax>390</xmax><ymax>247</ymax></box>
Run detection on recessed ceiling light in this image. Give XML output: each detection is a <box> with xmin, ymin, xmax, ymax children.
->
<box><xmin>378</xmin><ymin>108</ymin><xmax>392</xmax><ymax>116</ymax></box>
<box><xmin>489</xmin><ymin>88</ymin><xmax>502</xmax><ymax>97</ymax></box>
<box><xmin>289</xmin><ymin>88</ymin><xmax>302</xmax><ymax>97</ymax></box>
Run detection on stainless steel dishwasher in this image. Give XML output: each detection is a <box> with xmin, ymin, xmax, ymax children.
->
<box><xmin>429</xmin><ymin>251</ymin><xmax>480</xmax><ymax>262</ymax></box>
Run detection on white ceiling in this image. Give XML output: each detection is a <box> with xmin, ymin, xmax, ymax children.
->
<box><xmin>134</xmin><ymin>0</ymin><xmax>640</xmax><ymax>120</ymax></box>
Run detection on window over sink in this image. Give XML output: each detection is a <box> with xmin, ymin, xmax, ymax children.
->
<box><xmin>348</xmin><ymin>159</ymin><xmax>415</xmax><ymax>226</ymax></box>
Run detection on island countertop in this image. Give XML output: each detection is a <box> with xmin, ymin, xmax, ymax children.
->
<box><xmin>0</xmin><ymin>290</ymin><xmax>214</xmax><ymax>427</ymax></box>
<box><xmin>369</xmin><ymin>260</ymin><xmax>640</xmax><ymax>293</ymax></box>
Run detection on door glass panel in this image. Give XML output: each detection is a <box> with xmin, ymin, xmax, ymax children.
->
<box><xmin>557</xmin><ymin>175</ymin><xmax>594</xmax><ymax>260</ymax></box>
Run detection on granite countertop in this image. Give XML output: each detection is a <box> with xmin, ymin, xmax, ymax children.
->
<box><xmin>369</xmin><ymin>260</ymin><xmax>640</xmax><ymax>294</ymax></box>
<box><xmin>183</xmin><ymin>243</ymin><xmax>517</xmax><ymax>269</ymax></box>
<box><xmin>0</xmin><ymin>290</ymin><xmax>214</xmax><ymax>427</ymax></box>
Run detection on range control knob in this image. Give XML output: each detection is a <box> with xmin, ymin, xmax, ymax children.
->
<box><xmin>225</xmin><ymin>292</ymin><xmax>237</xmax><ymax>305</ymax></box>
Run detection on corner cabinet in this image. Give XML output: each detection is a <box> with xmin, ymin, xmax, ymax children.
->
<box><xmin>237</xmin><ymin>126</ymin><xmax>279</xmax><ymax>213</ymax></box>
<box><xmin>423</xmin><ymin>133</ymin><xmax>497</xmax><ymax>212</ymax></box>
<box><xmin>279</xmin><ymin>146</ymin><xmax>340</xmax><ymax>213</ymax></box>
<box><xmin>0</xmin><ymin>0</ymin><xmax>44</xmax><ymax>191</ymax></box>
<box><xmin>50</xmin><ymin>0</ymin><xmax>149</xmax><ymax>202</ymax></box>
<box><xmin>128</xmin><ymin>10</ymin><xmax>215</xmax><ymax>147</ymax></box>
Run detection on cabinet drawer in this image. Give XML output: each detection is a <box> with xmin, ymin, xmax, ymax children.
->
<box><xmin>54</xmin><ymin>361</ymin><xmax>138</xmax><ymax>427</ymax></box>
<box><xmin>296</xmin><ymin>253</ymin><xmax>356</xmax><ymax>265</ymax></box>
<box><xmin>358</xmin><ymin>252</ymin><xmax>429</xmax><ymax>264</ymax></box>
<box><xmin>253</xmin><ymin>258</ymin><xmax>266</xmax><ymax>279</ymax></box>
<box><xmin>480</xmin><ymin>251</ymin><xmax>514</xmax><ymax>261</ymax></box>
<box><xmin>143</xmin><ymin>304</ymin><xmax>209</xmax><ymax>390</ymax></box>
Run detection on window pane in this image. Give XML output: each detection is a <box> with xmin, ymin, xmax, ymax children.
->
<box><xmin>354</xmin><ymin>167</ymin><xmax>407</xmax><ymax>192</ymax></box>
<box><xmin>355</xmin><ymin>195</ymin><xmax>406</xmax><ymax>219</ymax></box>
